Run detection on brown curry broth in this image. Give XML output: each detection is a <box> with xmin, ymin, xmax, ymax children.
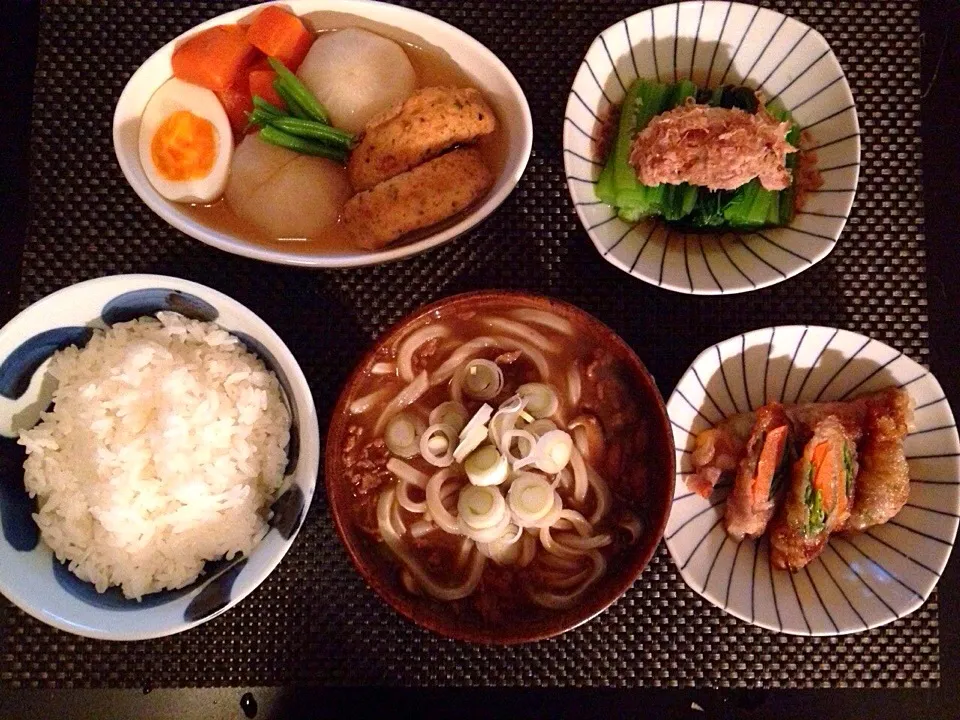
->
<box><xmin>184</xmin><ymin>27</ymin><xmax>508</xmax><ymax>255</ymax></box>
<box><xmin>343</xmin><ymin>304</ymin><xmax>649</xmax><ymax>620</ymax></box>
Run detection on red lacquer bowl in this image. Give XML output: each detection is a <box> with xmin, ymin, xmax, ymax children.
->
<box><xmin>325</xmin><ymin>290</ymin><xmax>675</xmax><ymax>644</ymax></box>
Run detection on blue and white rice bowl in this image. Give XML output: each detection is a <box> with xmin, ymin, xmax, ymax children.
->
<box><xmin>0</xmin><ymin>275</ymin><xmax>318</xmax><ymax>640</ymax></box>
<box><xmin>563</xmin><ymin>2</ymin><xmax>860</xmax><ymax>295</ymax></box>
<box><xmin>665</xmin><ymin>326</ymin><xmax>960</xmax><ymax>635</ymax></box>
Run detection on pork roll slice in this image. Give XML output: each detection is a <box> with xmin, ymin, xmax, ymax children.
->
<box><xmin>725</xmin><ymin>404</ymin><xmax>794</xmax><ymax>540</ymax></box>
<box><xmin>843</xmin><ymin>387</ymin><xmax>914</xmax><ymax>531</ymax></box>
<box><xmin>686</xmin><ymin>412</ymin><xmax>756</xmax><ymax>498</ymax></box>
<box><xmin>769</xmin><ymin>416</ymin><xmax>858</xmax><ymax>571</ymax></box>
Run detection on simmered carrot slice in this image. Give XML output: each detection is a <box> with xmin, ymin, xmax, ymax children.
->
<box><xmin>810</xmin><ymin>442</ymin><xmax>837</xmax><ymax>510</ymax></box>
<box><xmin>246</xmin><ymin>6</ymin><xmax>313</xmax><ymax>70</ymax></box>
<box><xmin>248</xmin><ymin>68</ymin><xmax>286</xmax><ymax>110</ymax></box>
<box><xmin>172</xmin><ymin>24</ymin><xmax>259</xmax><ymax>92</ymax></box>
<box><xmin>216</xmin><ymin>78</ymin><xmax>254</xmax><ymax>138</ymax></box>
<box><xmin>751</xmin><ymin>425</ymin><xmax>789</xmax><ymax>500</ymax></box>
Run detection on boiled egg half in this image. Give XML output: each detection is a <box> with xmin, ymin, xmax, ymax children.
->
<box><xmin>138</xmin><ymin>77</ymin><xmax>232</xmax><ymax>203</ymax></box>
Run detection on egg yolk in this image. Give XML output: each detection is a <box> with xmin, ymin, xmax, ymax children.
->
<box><xmin>150</xmin><ymin>110</ymin><xmax>217</xmax><ymax>181</ymax></box>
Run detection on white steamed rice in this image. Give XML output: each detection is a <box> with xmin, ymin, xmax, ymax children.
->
<box><xmin>18</xmin><ymin>311</ymin><xmax>291</xmax><ymax>599</ymax></box>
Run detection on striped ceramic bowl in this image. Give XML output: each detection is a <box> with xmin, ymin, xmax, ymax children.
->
<box><xmin>665</xmin><ymin>326</ymin><xmax>959</xmax><ymax>635</ymax></box>
<box><xmin>563</xmin><ymin>2</ymin><xmax>860</xmax><ymax>295</ymax></box>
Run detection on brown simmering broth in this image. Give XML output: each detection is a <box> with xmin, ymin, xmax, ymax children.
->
<box><xmin>340</xmin><ymin>298</ymin><xmax>656</xmax><ymax>623</ymax></box>
<box><xmin>184</xmin><ymin>26</ymin><xmax>508</xmax><ymax>255</ymax></box>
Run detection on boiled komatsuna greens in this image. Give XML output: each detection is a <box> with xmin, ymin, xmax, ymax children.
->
<box><xmin>595</xmin><ymin>79</ymin><xmax>806</xmax><ymax>230</ymax></box>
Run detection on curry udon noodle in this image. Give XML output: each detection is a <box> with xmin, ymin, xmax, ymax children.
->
<box><xmin>342</xmin><ymin>297</ymin><xmax>663</xmax><ymax>621</ymax></box>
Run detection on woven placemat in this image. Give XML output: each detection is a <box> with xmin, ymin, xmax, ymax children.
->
<box><xmin>0</xmin><ymin>0</ymin><xmax>933</xmax><ymax>689</ymax></box>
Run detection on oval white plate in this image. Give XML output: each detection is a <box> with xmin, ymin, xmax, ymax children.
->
<box><xmin>0</xmin><ymin>275</ymin><xmax>319</xmax><ymax>640</ymax></box>
<box><xmin>114</xmin><ymin>0</ymin><xmax>532</xmax><ymax>268</ymax></box>
<box><xmin>666</xmin><ymin>326</ymin><xmax>959</xmax><ymax>635</ymax></box>
<box><xmin>563</xmin><ymin>2</ymin><xmax>860</xmax><ymax>295</ymax></box>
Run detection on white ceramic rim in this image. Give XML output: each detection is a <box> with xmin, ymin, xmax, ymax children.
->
<box><xmin>665</xmin><ymin>325</ymin><xmax>959</xmax><ymax>635</ymax></box>
<box><xmin>562</xmin><ymin>1</ymin><xmax>861</xmax><ymax>295</ymax></box>
<box><xmin>113</xmin><ymin>0</ymin><xmax>533</xmax><ymax>268</ymax></box>
<box><xmin>0</xmin><ymin>274</ymin><xmax>320</xmax><ymax>640</ymax></box>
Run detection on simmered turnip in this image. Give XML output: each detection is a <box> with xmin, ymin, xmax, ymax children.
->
<box><xmin>225</xmin><ymin>133</ymin><xmax>351</xmax><ymax>239</ymax></box>
<box><xmin>296</xmin><ymin>28</ymin><xmax>416</xmax><ymax>134</ymax></box>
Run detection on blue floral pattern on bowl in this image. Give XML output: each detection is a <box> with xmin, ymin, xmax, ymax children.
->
<box><xmin>0</xmin><ymin>275</ymin><xmax>317</xmax><ymax>640</ymax></box>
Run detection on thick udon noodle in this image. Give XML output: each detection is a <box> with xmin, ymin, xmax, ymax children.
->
<box><xmin>346</xmin><ymin>305</ymin><xmax>642</xmax><ymax>611</ymax></box>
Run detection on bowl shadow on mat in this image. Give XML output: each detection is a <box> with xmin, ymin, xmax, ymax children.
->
<box><xmin>680</xmin><ymin>340</ymin><xmax>899</xmax><ymax>453</ymax></box>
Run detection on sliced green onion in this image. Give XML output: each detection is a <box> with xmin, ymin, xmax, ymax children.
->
<box><xmin>526</xmin><ymin>419</ymin><xmax>559</xmax><ymax>438</ymax></box>
<box><xmin>429</xmin><ymin>401</ymin><xmax>470</xmax><ymax>434</ymax></box>
<box><xmin>517</xmin><ymin>383</ymin><xmax>559</xmax><ymax>418</ymax></box>
<box><xmin>533</xmin><ymin>430</ymin><xmax>574</xmax><ymax>474</ymax></box>
<box><xmin>384</xmin><ymin>412</ymin><xmax>424</xmax><ymax>458</ymax></box>
<box><xmin>268</xmin><ymin>56</ymin><xmax>330</xmax><ymax>124</ymax></box>
<box><xmin>259</xmin><ymin>126</ymin><xmax>348</xmax><ymax>162</ymax></box>
<box><xmin>502</xmin><ymin>429</ymin><xmax>536</xmax><ymax>465</ymax></box>
<box><xmin>498</xmin><ymin>394</ymin><xmax>524</xmax><ymax>413</ymax></box>
<box><xmin>459</xmin><ymin>359</ymin><xmax>504</xmax><ymax>401</ymax></box>
<box><xmin>457</xmin><ymin>485</ymin><xmax>507</xmax><ymax>530</ymax></box>
<box><xmin>419</xmin><ymin>423</ymin><xmax>457</xmax><ymax>468</ymax></box>
<box><xmin>453</xmin><ymin>424</ymin><xmax>488</xmax><ymax>464</ymax></box>
<box><xmin>507</xmin><ymin>473</ymin><xmax>556</xmax><ymax>527</ymax></box>
<box><xmin>488</xmin><ymin>395</ymin><xmax>526</xmax><ymax>451</ymax></box>
<box><xmin>464</xmin><ymin>445</ymin><xmax>509</xmax><ymax>487</ymax></box>
<box><xmin>458</xmin><ymin>403</ymin><xmax>493</xmax><ymax>440</ymax></box>
<box><xmin>476</xmin><ymin>523</ymin><xmax>524</xmax><ymax>565</ymax></box>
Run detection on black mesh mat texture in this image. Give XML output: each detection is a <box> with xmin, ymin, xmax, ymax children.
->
<box><xmin>0</xmin><ymin>0</ymin><xmax>933</xmax><ymax>689</ymax></box>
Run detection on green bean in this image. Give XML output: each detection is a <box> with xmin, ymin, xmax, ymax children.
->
<box><xmin>259</xmin><ymin>126</ymin><xmax>347</xmax><ymax>163</ymax></box>
<box><xmin>252</xmin><ymin>95</ymin><xmax>284</xmax><ymax>118</ymax></box>
<box><xmin>247</xmin><ymin>108</ymin><xmax>280</xmax><ymax>128</ymax></box>
<box><xmin>267</xmin><ymin>56</ymin><xmax>330</xmax><ymax>124</ymax></box>
<box><xmin>272</xmin><ymin>79</ymin><xmax>312</xmax><ymax>121</ymax></box>
<box><xmin>264</xmin><ymin>116</ymin><xmax>354</xmax><ymax>149</ymax></box>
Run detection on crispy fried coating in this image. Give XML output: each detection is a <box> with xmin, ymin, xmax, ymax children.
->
<box><xmin>769</xmin><ymin>417</ymin><xmax>856</xmax><ymax>571</ymax></box>
<box><xmin>725</xmin><ymin>404</ymin><xmax>792</xmax><ymax>541</ymax></box>
<box><xmin>843</xmin><ymin>388</ymin><xmax>914</xmax><ymax>531</ymax></box>
<box><xmin>347</xmin><ymin>86</ymin><xmax>497</xmax><ymax>192</ymax></box>
<box><xmin>342</xmin><ymin>148</ymin><xmax>493</xmax><ymax>250</ymax></box>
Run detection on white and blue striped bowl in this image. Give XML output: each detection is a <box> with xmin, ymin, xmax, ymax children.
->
<box><xmin>563</xmin><ymin>2</ymin><xmax>860</xmax><ymax>295</ymax></box>
<box><xmin>666</xmin><ymin>326</ymin><xmax>959</xmax><ymax>635</ymax></box>
<box><xmin>0</xmin><ymin>275</ymin><xmax>319</xmax><ymax>640</ymax></box>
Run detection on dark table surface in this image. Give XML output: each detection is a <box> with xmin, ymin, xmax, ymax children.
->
<box><xmin>1</xmin><ymin>1</ymin><xmax>959</xmax><ymax>718</ymax></box>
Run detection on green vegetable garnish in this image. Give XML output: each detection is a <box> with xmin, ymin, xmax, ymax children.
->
<box><xmin>842</xmin><ymin>443</ymin><xmax>855</xmax><ymax>497</ymax></box>
<box><xmin>267</xmin><ymin>57</ymin><xmax>330</xmax><ymax>125</ymax></box>
<box><xmin>264</xmin><ymin>116</ymin><xmax>354</xmax><ymax>149</ymax></box>
<box><xmin>598</xmin><ymin>79</ymin><xmax>802</xmax><ymax>230</ymax></box>
<box><xmin>258</xmin><ymin>126</ymin><xmax>347</xmax><ymax>162</ymax></box>
<box><xmin>272</xmin><ymin>80</ymin><xmax>313</xmax><ymax>121</ymax></box>
<box><xmin>252</xmin><ymin>95</ymin><xmax>284</xmax><ymax>118</ymax></box>
<box><xmin>802</xmin><ymin>463</ymin><xmax>825</xmax><ymax>535</ymax></box>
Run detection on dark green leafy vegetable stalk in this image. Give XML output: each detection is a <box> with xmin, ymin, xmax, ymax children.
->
<box><xmin>597</xmin><ymin>79</ymin><xmax>802</xmax><ymax>230</ymax></box>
